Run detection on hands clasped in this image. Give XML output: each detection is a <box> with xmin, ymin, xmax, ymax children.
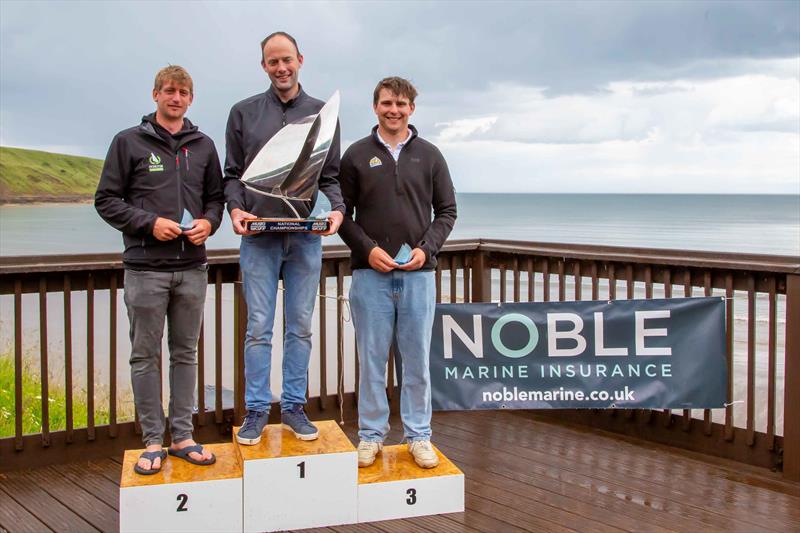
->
<box><xmin>153</xmin><ymin>216</ymin><xmax>212</xmax><ymax>245</ymax></box>
<box><xmin>368</xmin><ymin>246</ymin><xmax>426</xmax><ymax>273</ymax></box>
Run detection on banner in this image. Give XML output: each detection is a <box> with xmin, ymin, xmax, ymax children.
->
<box><xmin>430</xmin><ymin>297</ymin><xmax>726</xmax><ymax>410</ymax></box>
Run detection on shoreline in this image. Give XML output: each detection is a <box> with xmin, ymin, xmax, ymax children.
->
<box><xmin>0</xmin><ymin>196</ymin><xmax>93</xmax><ymax>207</ymax></box>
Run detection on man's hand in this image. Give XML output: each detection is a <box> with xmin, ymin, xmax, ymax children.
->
<box><xmin>231</xmin><ymin>208</ymin><xmax>258</xmax><ymax>236</ymax></box>
<box><xmin>152</xmin><ymin>217</ymin><xmax>182</xmax><ymax>241</ymax></box>
<box><xmin>183</xmin><ymin>218</ymin><xmax>212</xmax><ymax>246</ymax></box>
<box><xmin>396</xmin><ymin>247</ymin><xmax>426</xmax><ymax>271</ymax></box>
<box><xmin>317</xmin><ymin>210</ymin><xmax>344</xmax><ymax>236</ymax></box>
<box><xmin>368</xmin><ymin>246</ymin><xmax>398</xmax><ymax>273</ymax></box>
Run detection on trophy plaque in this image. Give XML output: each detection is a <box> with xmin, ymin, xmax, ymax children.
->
<box><xmin>242</xmin><ymin>91</ymin><xmax>340</xmax><ymax>233</ymax></box>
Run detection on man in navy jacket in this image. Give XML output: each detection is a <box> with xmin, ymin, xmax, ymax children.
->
<box><xmin>339</xmin><ymin>77</ymin><xmax>457</xmax><ymax>468</ymax></box>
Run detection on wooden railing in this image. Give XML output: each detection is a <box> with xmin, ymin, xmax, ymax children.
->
<box><xmin>1</xmin><ymin>239</ymin><xmax>798</xmax><ymax>480</ymax></box>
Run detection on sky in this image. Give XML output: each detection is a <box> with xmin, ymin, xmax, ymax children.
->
<box><xmin>1</xmin><ymin>0</ymin><xmax>799</xmax><ymax>194</ymax></box>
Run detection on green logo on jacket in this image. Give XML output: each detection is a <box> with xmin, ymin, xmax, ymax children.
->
<box><xmin>148</xmin><ymin>152</ymin><xmax>164</xmax><ymax>172</ymax></box>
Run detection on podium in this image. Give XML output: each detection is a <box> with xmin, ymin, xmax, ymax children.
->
<box><xmin>358</xmin><ymin>445</ymin><xmax>464</xmax><ymax>522</ymax></box>
<box><xmin>119</xmin><ymin>443</ymin><xmax>243</xmax><ymax>533</ymax></box>
<box><xmin>119</xmin><ymin>420</ymin><xmax>464</xmax><ymax>531</ymax></box>
<box><xmin>234</xmin><ymin>420</ymin><xmax>358</xmax><ymax>532</ymax></box>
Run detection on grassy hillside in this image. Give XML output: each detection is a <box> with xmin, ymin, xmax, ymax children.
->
<box><xmin>0</xmin><ymin>146</ymin><xmax>103</xmax><ymax>203</ymax></box>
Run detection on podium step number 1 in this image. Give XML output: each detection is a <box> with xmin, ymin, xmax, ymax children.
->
<box><xmin>119</xmin><ymin>420</ymin><xmax>464</xmax><ymax>532</ymax></box>
<box><xmin>237</xmin><ymin>420</ymin><xmax>358</xmax><ymax>532</ymax></box>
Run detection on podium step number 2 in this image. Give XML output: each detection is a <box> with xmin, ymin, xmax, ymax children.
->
<box><xmin>119</xmin><ymin>442</ymin><xmax>243</xmax><ymax>533</ymax></box>
<box><xmin>119</xmin><ymin>420</ymin><xmax>464</xmax><ymax>532</ymax></box>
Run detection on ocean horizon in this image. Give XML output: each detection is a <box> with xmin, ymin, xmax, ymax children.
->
<box><xmin>1</xmin><ymin>192</ymin><xmax>798</xmax><ymax>257</ymax></box>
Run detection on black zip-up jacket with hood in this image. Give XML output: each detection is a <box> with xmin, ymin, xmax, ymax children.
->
<box><xmin>339</xmin><ymin>125</ymin><xmax>457</xmax><ymax>271</ymax></box>
<box><xmin>223</xmin><ymin>85</ymin><xmax>344</xmax><ymax>218</ymax></box>
<box><xmin>95</xmin><ymin>114</ymin><xmax>225</xmax><ymax>271</ymax></box>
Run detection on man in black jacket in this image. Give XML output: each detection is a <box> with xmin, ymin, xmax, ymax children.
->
<box><xmin>95</xmin><ymin>65</ymin><xmax>224</xmax><ymax>474</ymax></box>
<box><xmin>224</xmin><ymin>32</ymin><xmax>344</xmax><ymax>445</ymax></box>
<box><xmin>339</xmin><ymin>77</ymin><xmax>457</xmax><ymax>468</ymax></box>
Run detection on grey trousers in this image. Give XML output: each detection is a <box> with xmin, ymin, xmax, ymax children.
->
<box><xmin>124</xmin><ymin>266</ymin><xmax>207</xmax><ymax>447</ymax></box>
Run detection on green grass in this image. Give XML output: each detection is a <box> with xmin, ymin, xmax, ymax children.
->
<box><xmin>0</xmin><ymin>146</ymin><xmax>103</xmax><ymax>202</ymax></box>
<box><xmin>0</xmin><ymin>354</ymin><xmax>133</xmax><ymax>438</ymax></box>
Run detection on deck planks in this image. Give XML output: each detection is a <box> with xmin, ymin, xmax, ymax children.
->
<box><xmin>0</xmin><ymin>411</ymin><xmax>798</xmax><ymax>533</ymax></box>
<box><xmin>0</xmin><ymin>485</ymin><xmax>51</xmax><ymax>533</ymax></box>
<box><xmin>0</xmin><ymin>472</ymin><xmax>98</xmax><ymax>532</ymax></box>
<box><xmin>438</xmin><ymin>411</ymin><xmax>800</xmax><ymax>531</ymax></box>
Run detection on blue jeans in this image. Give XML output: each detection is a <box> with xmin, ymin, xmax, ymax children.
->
<box><xmin>240</xmin><ymin>233</ymin><xmax>321</xmax><ymax>412</ymax></box>
<box><xmin>349</xmin><ymin>269</ymin><xmax>436</xmax><ymax>443</ymax></box>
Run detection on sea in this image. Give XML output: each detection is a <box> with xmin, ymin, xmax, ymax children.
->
<box><xmin>1</xmin><ymin>193</ymin><xmax>798</xmax><ymax>434</ymax></box>
<box><xmin>1</xmin><ymin>193</ymin><xmax>799</xmax><ymax>256</ymax></box>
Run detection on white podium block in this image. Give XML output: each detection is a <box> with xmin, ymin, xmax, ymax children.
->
<box><xmin>235</xmin><ymin>420</ymin><xmax>358</xmax><ymax>532</ymax></box>
<box><xmin>358</xmin><ymin>444</ymin><xmax>464</xmax><ymax>523</ymax></box>
<box><xmin>119</xmin><ymin>443</ymin><xmax>243</xmax><ymax>533</ymax></box>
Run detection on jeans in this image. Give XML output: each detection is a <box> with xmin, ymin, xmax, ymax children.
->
<box><xmin>240</xmin><ymin>232</ymin><xmax>321</xmax><ymax>413</ymax></box>
<box><xmin>124</xmin><ymin>266</ymin><xmax>207</xmax><ymax>447</ymax></box>
<box><xmin>349</xmin><ymin>269</ymin><xmax>436</xmax><ymax>443</ymax></box>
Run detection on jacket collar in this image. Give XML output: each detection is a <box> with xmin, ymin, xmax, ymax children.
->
<box><xmin>371</xmin><ymin>124</ymin><xmax>418</xmax><ymax>149</ymax></box>
<box><xmin>265</xmin><ymin>84</ymin><xmax>307</xmax><ymax>108</ymax></box>
<box><xmin>139</xmin><ymin>113</ymin><xmax>201</xmax><ymax>147</ymax></box>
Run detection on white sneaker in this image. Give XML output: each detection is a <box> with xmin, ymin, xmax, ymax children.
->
<box><xmin>357</xmin><ymin>440</ymin><xmax>383</xmax><ymax>467</ymax></box>
<box><xmin>408</xmin><ymin>440</ymin><xmax>439</xmax><ymax>469</ymax></box>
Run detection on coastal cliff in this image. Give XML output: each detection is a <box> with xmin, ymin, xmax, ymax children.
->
<box><xmin>0</xmin><ymin>146</ymin><xmax>102</xmax><ymax>204</ymax></box>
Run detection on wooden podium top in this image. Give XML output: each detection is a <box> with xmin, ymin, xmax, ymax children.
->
<box><xmin>120</xmin><ymin>443</ymin><xmax>242</xmax><ymax>488</ymax></box>
<box><xmin>358</xmin><ymin>445</ymin><xmax>463</xmax><ymax>485</ymax></box>
<box><xmin>233</xmin><ymin>420</ymin><xmax>356</xmax><ymax>461</ymax></box>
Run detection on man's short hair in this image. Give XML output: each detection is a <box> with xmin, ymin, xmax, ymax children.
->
<box><xmin>260</xmin><ymin>31</ymin><xmax>300</xmax><ymax>61</ymax></box>
<box><xmin>373</xmin><ymin>77</ymin><xmax>418</xmax><ymax>105</ymax></box>
<box><xmin>153</xmin><ymin>65</ymin><xmax>193</xmax><ymax>95</ymax></box>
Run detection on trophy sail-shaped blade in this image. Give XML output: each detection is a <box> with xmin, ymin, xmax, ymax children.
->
<box><xmin>240</xmin><ymin>114</ymin><xmax>317</xmax><ymax>195</ymax></box>
<box><xmin>241</xmin><ymin>91</ymin><xmax>341</xmax><ymax>204</ymax></box>
<box><xmin>276</xmin><ymin>91</ymin><xmax>340</xmax><ymax>201</ymax></box>
<box><xmin>280</xmin><ymin>114</ymin><xmax>322</xmax><ymax>201</ymax></box>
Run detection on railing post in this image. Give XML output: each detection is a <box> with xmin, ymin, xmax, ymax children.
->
<box><xmin>471</xmin><ymin>248</ymin><xmax>491</xmax><ymax>303</ymax></box>
<box><xmin>233</xmin><ymin>280</ymin><xmax>247</xmax><ymax>427</ymax></box>
<box><xmin>783</xmin><ymin>274</ymin><xmax>800</xmax><ymax>480</ymax></box>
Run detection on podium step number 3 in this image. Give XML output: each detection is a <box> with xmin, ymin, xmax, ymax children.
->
<box><xmin>119</xmin><ymin>420</ymin><xmax>464</xmax><ymax>532</ymax></box>
<box><xmin>358</xmin><ymin>444</ymin><xmax>464</xmax><ymax>523</ymax></box>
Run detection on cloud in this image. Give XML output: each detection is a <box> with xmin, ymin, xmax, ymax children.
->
<box><xmin>0</xmin><ymin>1</ymin><xmax>798</xmax><ymax>193</ymax></box>
<box><xmin>427</xmin><ymin>63</ymin><xmax>799</xmax><ymax>193</ymax></box>
<box><xmin>426</xmin><ymin>60</ymin><xmax>799</xmax><ymax>144</ymax></box>
<box><xmin>435</xmin><ymin>116</ymin><xmax>498</xmax><ymax>142</ymax></box>
<box><xmin>440</xmin><ymin>127</ymin><xmax>799</xmax><ymax>194</ymax></box>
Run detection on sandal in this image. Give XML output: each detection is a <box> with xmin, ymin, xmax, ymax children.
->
<box><xmin>133</xmin><ymin>449</ymin><xmax>167</xmax><ymax>475</ymax></box>
<box><xmin>168</xmin><ymin>444</ymin><xmax>216</xmax><ymax>466</ymax></box>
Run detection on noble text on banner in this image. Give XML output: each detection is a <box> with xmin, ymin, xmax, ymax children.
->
<box><xmin>430</xmin><ymin>297</ymin><xmax>726</xmax><ymax>410</ymax></box>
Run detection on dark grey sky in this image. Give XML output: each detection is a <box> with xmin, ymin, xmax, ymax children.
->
<box><xmin>1</xmin><ymin>1</ymin><xmax>798</xmax><ymax>192</ymax></box>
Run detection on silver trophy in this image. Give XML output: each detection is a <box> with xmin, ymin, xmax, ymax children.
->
<box><xmin>241</xmin><ymin>91</ymin><xmax>339</xmax><ymax>232</ymax></box>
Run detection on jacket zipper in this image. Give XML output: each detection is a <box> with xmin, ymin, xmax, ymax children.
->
<box><xmin>176</xmin><ymin>151</ymin><xmax>184</xmax><ymax>257</ymax></box>
<box><xmin>383</xmin><ymin>145</ymin><xmax>402</xmax><ymax>196</ymax></box>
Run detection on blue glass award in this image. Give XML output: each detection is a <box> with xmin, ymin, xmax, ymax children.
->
<box><xmin>394</xmin><ymin>243</ymin><xmax>413</xmax><ymax>265</ymax></box>
<box><xmin>179</xmin><ymin>208</ymin><xmax>194</xmax><ymax>232</ymax></box>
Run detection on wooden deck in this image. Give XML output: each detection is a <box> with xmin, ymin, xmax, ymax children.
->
<box><xmin>1</xmin><ymin>410</ymin><xmax>799</xmax><ymax>532</ymax></box>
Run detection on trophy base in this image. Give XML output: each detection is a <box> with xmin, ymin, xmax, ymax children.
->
<box><xmin>245</xmin><ymin>218</ymin><xmax>330</xmax><ymax>233</ymax></box>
